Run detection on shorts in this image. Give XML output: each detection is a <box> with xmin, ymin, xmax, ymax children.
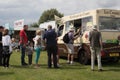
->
<box><xmin>66</xmin><ymin>44</ymin><xmax>74</xmax><ymax>54</ymax></box>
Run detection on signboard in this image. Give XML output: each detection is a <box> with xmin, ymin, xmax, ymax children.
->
<box><xmin>14</xmin><ymin>19</ymin><xmax>24</xmax><ymax>30</ymax></box>
<box><xmin>39</xmin><ymin>21</ymin><xmax>56</xmax><ymax>29</ymax></box>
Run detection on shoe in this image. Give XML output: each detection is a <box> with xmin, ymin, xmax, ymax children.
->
<box><xmin>0</xmin><ymin>64</ymin><xmax>3</xmax><ymax>66</ymax></box>
<box><xmin>48</xmin><ymin>67</ymin><xmax>51</xmax><ymax>69</ymax></box>
<box><xmin>98</xmin><ymin>69</ymin><xmax>103</xmax><ymax>72</ymax></box>
<box><xmin>70</xmin><ymin>61</ymin><xmax>73</xmax><ymax>64</ymax></box>
<box><xmin>67</xmin><ymin>60</ymin><xmax>70</xmax><ymax>64</ymax></box>
<box><xmin>57</xmin><ymin>63</ymin><xmax>60</xmax><ymax>67</ymax></box>
<box><xmin>22</xmin><ymin>63</ymin><xmax>28</xmax><ymax>66</ymax></box>
<box><xmin>34</xmin><ymin>66</ymin><xmax>39</xmax><ymax>69</ymax></box>
<box><xmin>54</xmin><ymin>66</ymin><xmax>60</xmax><ymax>69</ymax></box>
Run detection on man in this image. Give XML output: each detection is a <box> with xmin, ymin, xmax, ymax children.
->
<box><xmin>19</xmin><ymin>25</ymin><xmax>28</xmax><ymax>66</ymax></box>
<box><xmin>43</xmin><ymin>25</ymin><xmax>59</xmax><ymax>68</ymax></box>
<box><xmin>0</xmin><ymin>26</ymin><xmax>4</xmax><ymax>66</ymax></box>
<box><xmin>89</xmin><ymin>25</ymin><xmax>103</xmax><ymax>71</ymax></box>
<box><xmin>66</xmin><ymin>27</ymin><xmax>80</xmax><ymax>64</ymax></box>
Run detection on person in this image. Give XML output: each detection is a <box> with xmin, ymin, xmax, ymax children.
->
<box><xmin>19</xmin><ymin>25</ymin><xmax>28</xmax><ymax>66</ymax></box>
<box><xmin>2</xmin><ymin>29</ymin><xmax>12</xmax><ymax>68</ymax></box>
<box><xmin>66</xmin><ymin>27</ymin><xmax>80</xmax><ymax>64</ymax></box>
<box><xmin>26</xmin><ymin>41</ymin><xmax>34</xmax><ymax>65</ymax></box>
<box><xmin>43</xmin><ymin>25</ymin><xmax>59</xmax><ymax>68</ymax></box>
<box><xmin>33</xmin><ymin>30</ymin><xmax>41</xmax><ymax>68</ymax></box>
<box><xmin>89</xmin><ymin>25</ymin><xmax>103</xmax><ymax>71</ymax></box>
<box><xmin>0</xmin><ymin>26</ymin><xmax>4</xmax><ymax>66</ymax></box>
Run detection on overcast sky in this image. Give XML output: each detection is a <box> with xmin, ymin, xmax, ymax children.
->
<box><xmin>0</xmin><ymin>0</ymin><xmax>120</xmax><ymax>26</ymax></box>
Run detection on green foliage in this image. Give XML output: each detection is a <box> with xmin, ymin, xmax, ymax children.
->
<box><xmin>30</xmin><ymin>22</ymin><xmax>39</xmax><ymax>28</ymax></box>
<box><xmin>0</xmin><ymin>51</ymin><xmax>120</xmax><ymax>80</ymax></box>
<box><xmin>38</xmin><ymin>8</ymin><xmax>64</xmax><ymax>25</ymax></box>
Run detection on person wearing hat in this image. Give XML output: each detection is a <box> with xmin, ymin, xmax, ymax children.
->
<box><xmin>0</xmin><ymin>26</ymin><xmax>4</xmax><ymax>66</ymax></box>
<box><xmin>66</xmin><ymin>27</ymin><xmax>80</xmax><ymax>64</ymax></box>
<box><xmin>33</xmin><ymin>30</ymin><xmax>41</xmax><ymax>68</ymax></box>
<box><xmin>89</xmin><ymin>25</ymin><xmax>103</xmax><ymax>71</ymax></box>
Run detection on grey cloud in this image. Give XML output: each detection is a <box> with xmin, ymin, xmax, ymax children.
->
<box><xmin>97</xmin><ymin>0</ymin><xmax>119</xmax><ymax>8</ymax></box>
<box><xmin>0</xmin><ymin>0</ymin><xmax>120</xmax><ymax>26</ymax></box>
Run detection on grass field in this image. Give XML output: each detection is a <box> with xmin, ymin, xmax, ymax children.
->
<box><xmin>0</xmin><ymin>51</ymin><xmax>120</xmax><ymax>80</ymax></box>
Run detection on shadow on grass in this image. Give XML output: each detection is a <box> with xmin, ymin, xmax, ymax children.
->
<box><xmin>11</xmin><ymin>65</ymin><xmax>34</xmax><ymax>69</ymax></box>
<box><xmin>101</xmin><ymin>61</ymin><xmax>120</xmax><ymax>72</ymax></box>
<box><xmin>0</xmin><ymin>72</ymin><xmax>14</xmax><ymax>76</ymax></box>
<box><xmin>103</xmin><ymin>61</ymin><xmax>120</xmax><ymax>68</ymax></box>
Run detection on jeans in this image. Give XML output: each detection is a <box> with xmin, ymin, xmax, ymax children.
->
<box><xmin>90</xmin><ymin>47</ymin><xmax>102</xmax><ymax>70</ymax></box>
<box><xmin>35</xmin><ymin>47</ymin><xmax>41</xmax><ymax>64</ymax></box>
<box><xmin>28</xmin><ymin>55</ymin><xmax>32</xmax><ymax>65</ymax></box>
<box><xmin>20</xmin><ymin>44</ymin><xmax>26</xmax><ymax>65</ymax></box>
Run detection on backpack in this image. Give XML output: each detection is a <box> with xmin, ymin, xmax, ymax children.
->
<box><xmin>63</xmin><ymin>33</ymin><xmax>70</xmax><ymax>43</ymax></box>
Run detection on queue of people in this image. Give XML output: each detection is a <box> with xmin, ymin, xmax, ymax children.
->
<box><xmin>0</xmin><ymin>24</ymin><xmax>103</xmax><ymax>71</ymax></box>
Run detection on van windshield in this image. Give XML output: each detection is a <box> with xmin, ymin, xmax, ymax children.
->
<box><xmin>99</xmin><ymin>17</ymin><xmax>120</xmax><ymax>31</ymax></box>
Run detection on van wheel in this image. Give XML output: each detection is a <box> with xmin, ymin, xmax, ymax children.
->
<box><xmin>78</xmin><ymin>50</ymin><xmax>89</xmax><ymax>65</ymax></box>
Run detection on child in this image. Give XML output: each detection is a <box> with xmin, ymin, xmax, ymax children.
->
<box><xmin>26</xmin><ymin>41</ymin><xmax>34</xmax><ymax>65</ymax></box>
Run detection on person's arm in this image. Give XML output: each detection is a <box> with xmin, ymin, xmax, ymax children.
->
<box><xmin>20</xmin><ymin>36</ymin><xmax>24</xmax><ymax>44</ymax></box>
<box><xmin>99</xmin><ymin>32</ymin><xmax>103</xmax><ymax>50</ymax></box>
<box><xmin>74</xmin><ymin>28</ymin><xmax>81</xmax><ymax>36</ymax></box>
<box><xmin>43</xmin><ymin>33</ymin><xmax>47</xmax><ymax>47</ymax></box>
<box><xmin>20</xmin><ymin>31</ymin><xmax>24</xmax><ymax>45</ymax></box>
<box><xmin>8</xmin><ymin>36</ymin><xmax>12</xmax><ymax>53</ymax></box>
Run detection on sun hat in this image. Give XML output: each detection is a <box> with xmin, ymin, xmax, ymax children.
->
<box><xmin>92</xmin><ymin>25</ymin><xmax>97</xmax><ymax>30</ymax></box>
<box><xmin>69</xmin><ymin>27</ymin><xmax>75</xmax><ymax>31</ymax></box>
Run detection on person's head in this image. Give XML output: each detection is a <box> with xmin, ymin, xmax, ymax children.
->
<box><xmin>3</xmin><ymin>29</ymin><xmax>9</xmax><ymax>36</ymax></box>
<box><xmin>92</xmin><ymin>25</ymin><xmax>97</xmax><ymax>31</ymax></box>
<box><xmin>0</xmin><ymin>26</ymin><xmax>4</xmax><ymax>32</ymax></box>
<box><xmin>30</xmin><ymin>41</ymin><xmax>33</xmax><ymax>46</ymax></box>
<box><xmin>48</xmin><ymin>25</ymin><xmax>52</xmax><ymax>30</ymax></box>
<box><xmin>36</xmin><ymin>30</ymin><xmax>41</xmax><ymax>35</ymax></box>
<box><xmin>11</xmin><ymin>38</ymin><xmax>16</xmax><ymax>43</ymax></box>
<box><xmin>69</xmin><ymin>27</ymin><xmax>75</xmax><ymax>32</ymax></box>
<box><xmin>23</xmin><ymin>25</ymin><xmax>28</xmax><ymax>31</ymax></box>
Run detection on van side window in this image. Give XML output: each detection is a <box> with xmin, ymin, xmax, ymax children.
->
<box><xmin>57</xmin><ymin>25</ymin><xmax>64</xmax><ymax>37</ymax></box>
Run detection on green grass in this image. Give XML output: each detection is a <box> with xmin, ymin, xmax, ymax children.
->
<box><xmin>0</xmin><ymin>51</ymin><xmax>120</xmax><ymax>80</ymax></box>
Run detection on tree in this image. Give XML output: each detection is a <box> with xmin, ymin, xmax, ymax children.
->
<box><xmin>30</xmin><ymin>22</ymin><xmax>39</xmax><ymax>28</ymax></box>
<box><xmin>38</xmin><ymin>8</ymin><xmax>64</xmax><ymax>25</ymax></box>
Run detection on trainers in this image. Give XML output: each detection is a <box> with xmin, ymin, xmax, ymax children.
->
<box><xmin>70</xmin><ymin>61</ymin><xmax>73</xmax><ymax>64</ymax></box>
<box><xmin>67</xmin><ymin>60</ymin><xmax>70</xmax><ymax>64</ymax></box>
<box><xmin>22</xmin><ymin>63</ymin><xmax>28</xmax><ymax>66</ymax></box>
<box><xmin>54</xmin><ymin>66</ymin><xmax>60</xmax><ymax>69</ymax></box>
<box><xmin>91</xmin><ymin>69</ymin><xmax>94</xmax><ymax>71</ymax></box>
<box><xmin>34</xmin><ymin>65</ymin><xmax>39</xmax><ymax>69</ymax></box>
<box><xmin>98</xmin><ymin>69</ymin><xmax>103</xmax><ymax>72</ymax></box>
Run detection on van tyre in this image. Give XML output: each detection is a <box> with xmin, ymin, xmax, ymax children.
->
<box><xmin>78</xmin><ymin>50</ymin><xmax>89</xmax><ymax>65</ymax></box>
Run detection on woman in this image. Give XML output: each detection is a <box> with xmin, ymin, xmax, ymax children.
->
<box><xmin>2</xmin><ymin>29</ymin><xmax>12</xmax><ymax>68</ymax></box>
<box><xmin>33</xmin><ymin>30</ymin><xmax>41</xmax><ymax>68</ymax></box>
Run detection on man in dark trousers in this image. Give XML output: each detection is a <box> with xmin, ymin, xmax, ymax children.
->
<box><xmin>43</xmin><ymin>25</ymin><xmax>59</xmax><ymax>68</ymax></box>
<box><xmin>0</xmin><ymin>26</ymin><xmax>4</xmax><ymax>66</ymax></box>
<box><xmin>89</xmin><ymin>25</ymin><xmax>103</xmax><ymax>71</ymax></box>
<box><xmin>19</xmin><ymin>25</ymin><xmax>28</xmax><ymax>66</ymax></box>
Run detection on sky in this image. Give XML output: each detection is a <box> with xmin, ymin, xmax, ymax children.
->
<box><xmin>0</xmin><ymin>0</ymin><xmax>120</xmax><ymax>26</ymax></box>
